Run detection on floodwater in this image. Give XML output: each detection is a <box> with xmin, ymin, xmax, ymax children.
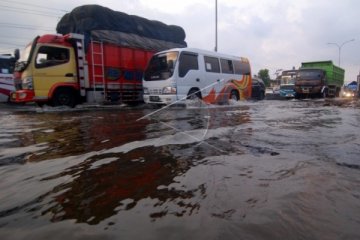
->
<box><xmin>0</xmin><ymin>99</ymin><xmax>359</xmax><ymax>240</ymax></box>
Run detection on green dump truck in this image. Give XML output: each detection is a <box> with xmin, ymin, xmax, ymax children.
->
<box><xmin>295</xmin><ymin>61</ymin><xmax>344</xmax><ymax>98</ymax></box>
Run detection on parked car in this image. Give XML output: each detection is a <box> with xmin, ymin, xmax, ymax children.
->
<box><xmin>265</xmin><ymin>87</ymin><xmax>274</xmax><ymax>95</ymax></box>
<box><xmin>252</xmin><ymin>78</ymin><xmax>265</xmax><ymax>100</ymax></box>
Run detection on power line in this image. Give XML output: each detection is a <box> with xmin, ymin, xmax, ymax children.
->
<box><xmin>0</xmin><ymin>41</ymin><xmax>26</xmax><ymax>47</ymax></box>
<box><xmin>0</xmin><ymin>6</ymin><xmax>63</xmax><ymax>18</ymax></box>
<box><xmin>0</xmin><ymin>35</ymin><xmax>33</xmax><ymax>40</ymax></box>
<box><xmin>0</xmin><ymin>0</ymin><xmax>68</xmax><ymax>13</ymax></box>
<box><xmin>0</xmin><ymin>22</ymin><xmax>53</xmax><ymax>31</ymax></box>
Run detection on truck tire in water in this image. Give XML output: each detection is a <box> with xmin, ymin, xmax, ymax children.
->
<box><xmin>53</xmin><ymin>88</ymin><xmax>76</xmax><ymax>107</ymax></box>
<box><xmin>321</xmin><ymin>90</ymin><xmax>327</xmax><ymax>98</ymax></box>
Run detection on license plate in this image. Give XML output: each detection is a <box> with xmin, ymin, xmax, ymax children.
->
<box><xmin>302</xmin><ymin>88</ymin><xmax>309</xmax><ymax>93</ymax></box>
<box><xmin>150</xmin><ymin>96</ymin><xmax>160</xmax><ymax>102</ymax></box>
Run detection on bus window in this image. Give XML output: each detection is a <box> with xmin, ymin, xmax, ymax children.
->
<box><xmin>234</xmin><ymin>60</ymin><xmax>250</xmax><ymax>75</ymax></box>
<box><xmin>204</xmin><ymin>56</ymin><xmax>220</xmax><ymax>73</ymax></box>
<box><xmin>178</xmin><ymin>52</ymin><xmax>198</xmax><ymax>77</ymax></box>
<box><xmin>220</xmin><ymin>59</ymin><xmax>234</xmax><ymax>74</ymax></box>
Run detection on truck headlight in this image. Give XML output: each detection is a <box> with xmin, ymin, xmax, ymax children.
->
<box><xmin>143</xmin><ymin>87</ymin><xmax>149</xmax><ymax>95</ymax></box>
<box><xmin>162</xmin><ymin>86</ymin><xmax>176</xmax><ymax>94</ymax></box>
<box><xmin>22</xmin><ymin>77</ymin><xmax>33</xmax><ymax>90</ymax></box>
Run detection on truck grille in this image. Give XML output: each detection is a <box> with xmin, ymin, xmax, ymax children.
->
<box><xmin>149</xmin><ymin>88</ymin><xmax>162</xmax><ymax>95</ymax></box>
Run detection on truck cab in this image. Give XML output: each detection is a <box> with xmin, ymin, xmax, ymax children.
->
<box><xmin>11</xmin><ymin>35</ymin><xmax>79</xmax><ymax>107</ymax></box>
<box><xmin>294</xmin><ymin>61</ymin><xmax>344</xmax><ymax>99</ymax></box>
<box><xmin>295</xmin><ymin>69</ymin><xmax>326</xmax><ymax>98</ymax></box>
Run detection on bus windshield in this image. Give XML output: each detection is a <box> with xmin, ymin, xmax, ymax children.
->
<box><xmin>144</xmin><ymin>51</ymin><xmax>178</xmax><ymax>81</ymax></box>
<box><xmin>0</xmin><ymin>56</ymin><xmax>15</xmax><ymax>74</ymax></box>
<box><xmin>297</xmin><ymin>70</ymin><xmax>324</xmax><ymax>80</ymax></box>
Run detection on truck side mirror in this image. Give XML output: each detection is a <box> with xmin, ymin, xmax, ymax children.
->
<box><xmin>14</xmin><ymin>49</ymin><xmax>20</xmax><ymax>61</ymax></box>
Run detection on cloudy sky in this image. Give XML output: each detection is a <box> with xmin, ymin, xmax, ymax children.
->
<box><xmin>0</xmin><ymin>0</ymin><xmax>359</xmax><ymax>82</ymax></box>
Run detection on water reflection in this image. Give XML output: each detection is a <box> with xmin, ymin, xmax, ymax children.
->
<box><xmin>40</xmin><ymin>145</ymin><xmax>204</xmax><ymax>224</ymax></box>
<box><xmin>1</xmin><ymin>110</ymin><xmax>150</xmax><ymax>164</ymax></box>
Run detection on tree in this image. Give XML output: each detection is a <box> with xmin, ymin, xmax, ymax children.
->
<box><xmin>258</xmin><ymin>69</ymin><xmax>271</xmax><ymax>87</ymax></box>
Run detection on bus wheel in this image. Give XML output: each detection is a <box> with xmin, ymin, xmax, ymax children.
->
<box><xmin>53</xmin><ymin>88</ymin><xmax>76</xmax><ymax>107</ymax></box>
<box><xmin>187</xmin><ymin>89</ymin><xmax>202</xmax><ymax>100</ymax></box>
<box><xmin>230</xmin><ymin>90</ymin><xmax>239</xmax><ymax>101</ymax></box>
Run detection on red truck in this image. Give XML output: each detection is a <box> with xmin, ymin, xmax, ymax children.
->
<box><xmin>11</xmin><ymin>5</ymin><xmax>186</xmax><ymax>107</ymax></box>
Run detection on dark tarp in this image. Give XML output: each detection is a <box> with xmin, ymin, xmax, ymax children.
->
<box><xmin>90</xmin><ymin>30</ymin><xmax>186</xmax><ymax>51</ymax></box>
<box><xmin>56</xmin><ymin>4</ymin><xmax>187</xmax><ymax>51</ymax></box>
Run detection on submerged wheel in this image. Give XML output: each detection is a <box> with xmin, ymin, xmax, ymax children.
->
<box><xmin>52</xmin><ymin>88</ymin><xmax>76</xmax><ymax>107</ymax></box>
<box><xmin>187</xmin><ymin>89</ymin><xmax>202</xmax><ymax>100</ymax></box>
<box><xmin>229</xmin><ymin>90</ymin><xmax>239</xmax><ymax>101</ymax></box>
<box><xmin>321</xmin><ymin>90</ymin><xmax>327</xmax><ymax>98</ymax></box>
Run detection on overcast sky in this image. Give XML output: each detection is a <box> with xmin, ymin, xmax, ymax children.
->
<box><xmin>0</xmin><ymin>0</ymin><xmax>359</xmax><ymax>82</ymax></box>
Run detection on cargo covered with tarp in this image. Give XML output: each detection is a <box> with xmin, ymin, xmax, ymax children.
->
<box><xmin>56</xmin><ymin>4</ymin><xmax>187</xmax><ymax>51</ymax></box>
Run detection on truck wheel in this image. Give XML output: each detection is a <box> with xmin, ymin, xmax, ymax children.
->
<box><xmin>53</xmin><ymin>88</ymin><xmax>76</xmax><ymax>107</ymax></box>
<box><xmin>335</xmin><ymin>88</ymin><xmax>340</xmax><ymax>97</ymax></box>
<box><xmin>321</xmin><ymin>90</ymin><xmax>327</xmax><ymax>98</ymax></box>
<box><xmin>229</xmin><ymin>90</ymin><xmax>239</xmax><ymax>101</ymax></box>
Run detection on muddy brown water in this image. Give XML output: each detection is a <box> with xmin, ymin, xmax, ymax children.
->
<box><xmin>0</xmin><ymin>99</ymin><xmax>359</xmax><ymax>240</ymax></box>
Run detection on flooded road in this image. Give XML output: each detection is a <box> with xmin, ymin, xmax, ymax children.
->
<box><xmin>1</xmin><ymin>99</ymin><xmax>360</xmax><ymax>240</ymax></box>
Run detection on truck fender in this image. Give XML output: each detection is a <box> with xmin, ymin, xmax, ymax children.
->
<box><xmin>48</xmin><ymin>83</ymin><xmax>79</xmax><ymax>98</ymax></box>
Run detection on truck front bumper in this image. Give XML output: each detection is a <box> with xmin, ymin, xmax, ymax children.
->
<box><xmin>10</xmin><ymin>90</ymin><xmax>35</xmax><ymax>103</ymax></box>
<box><xmin>295</xmin><ymin>86</ymin><xmax>322</xmax><ymax>94</ymax></box>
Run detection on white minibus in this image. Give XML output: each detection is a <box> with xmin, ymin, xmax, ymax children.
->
<box><xmin>142</xmin><ymin>48</ymin><xmax>252</xmax><ymax>105</ymax></box>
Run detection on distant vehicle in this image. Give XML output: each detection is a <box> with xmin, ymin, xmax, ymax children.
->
<box><xmin>273</xmin><ymin>86</ymin><xmax>280</xmax><ymax>95</ymax></box>
<box><xmin>251</xmin><ymin>77</ymin><xmax>265</xmax><ymax>100</ymax></box>
<box><xmin>295</xmin><ymin>61</ymin><xmax>344</xmax><ymax>98</ymax></box>
<box><xmin>143</xmin><ymin>48</ymin><xmax>252</xmax><ymax>105</ymax></box>
<box><xmin>279</xmin><ymin>84</ymin><xmax>296</xmax><ymax>98</ymax></box>
<box><xmin>342</xmin><ymin>81</ymin><xmax>357</xmax><ymax>98</ymax></box>
<box><xmin>280</xmin><ymin>69</ymin><xmax>297</xmax><ymax>85</ymax></box>
<box><xmin>0</xmin><ymin>52</ymin><xmax>18</xmax><ymax>102</ymax></box>
<box><xmin>265</xmin><ymin>87</ymin><xmax>273</xmax><ymax>95</ymax></box>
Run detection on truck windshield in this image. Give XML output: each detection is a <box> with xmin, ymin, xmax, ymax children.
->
<box><xmin>19</xmin><ymin>44</ymin><xmax>32</xmax><ymax>62</ymax></box>
<box><xmin>280</xmin><ymin>84</ymin><xmax>295</xmax><ymax>90</ymax></box>
<box><xmin>14</xmin><ymin>43</ymin><xmax>32</xmax><ymax>72</ymax></box>
<box><xmin>297</xmin><ymin>70</ymin><xmax>324</xmax><ymax>80</ymax></box>
<box><xmin>144</xmin><ymin>51</ymin><xmax>178</xmax><ymax>81</ymax></box>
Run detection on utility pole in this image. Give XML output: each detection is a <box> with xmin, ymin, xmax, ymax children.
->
<box><xmin>327</xmin><ymin>39</ymin><xmax>355</xmax><ymax>67</ymax></box>
<box><xmin>215</xmin><ymin>0</ymin><xmax>218</xmax><ymax>52</ymax></box>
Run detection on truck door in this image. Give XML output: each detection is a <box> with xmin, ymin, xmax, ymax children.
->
<box><xmin>32</xmin><ymin>46</ymin><xmax>77</xmax><ymax>99</ymax></box>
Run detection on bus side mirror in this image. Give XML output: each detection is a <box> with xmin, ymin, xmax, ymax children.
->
<box><xmin>14</xmin><ymin>49</ymin><xmax>20</xmax><ymax>61</ymax></box>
